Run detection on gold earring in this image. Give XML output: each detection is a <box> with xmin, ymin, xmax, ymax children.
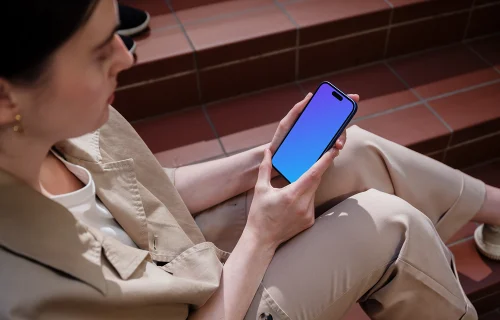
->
<box><xmin>13</xmin><ymin>114</ymin><xmax>23</xmax><ymax>133</ymax></box>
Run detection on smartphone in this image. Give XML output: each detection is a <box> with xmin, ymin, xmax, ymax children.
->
<box><xmin>272</xmin><ymin>82</ymin><xmax>357</xmax><ymax>183</ymax></box>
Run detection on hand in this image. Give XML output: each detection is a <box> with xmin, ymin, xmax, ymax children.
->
<box><xmin>245</xmin><ymin>147</ymin><xmax>337</xmax><ymax>249</ymax></box>
<box><xmin>269</xmin><ymin>93</ymin><xmax>360</xmax><ymax>154</ymax></box>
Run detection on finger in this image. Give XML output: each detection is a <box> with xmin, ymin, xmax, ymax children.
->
<box><xmin>348</xmin><ymin>94</ymin><xmax>360</xmax><ymax>103</ymax></box>
<box><xmin>281</xmin><ymin>92</ymin><xmax>313</xmax><ymax>128</ymax></box>
<box><xmin>290</xmin><ymin>147</ymin><xmax>337</xmax><ymax>195</ymax></box>
<box><xmin>335</xmin><ymin>130</ymin><xmax>347</xmax><ymax>150</ymax></box>
<box><xmin>257</xmin><ymin>149</ymin><xmax>273</xmax><ymax>188</ymax></box>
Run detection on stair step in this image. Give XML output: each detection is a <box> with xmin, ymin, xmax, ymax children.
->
<box><xmin>115</xmin><ymin>0</ymin><xmax>500</xmax><ymax>121</ymax></box>
<box><xmin>131</xmin><ymin>38</ymin><xmax>500</xmax><ymax>169</ymax></box>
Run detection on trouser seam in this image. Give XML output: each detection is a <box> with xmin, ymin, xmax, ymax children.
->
<box><xmin>306</xmin><ymin>258</ymin><xmax>397</xmax><ymax>320</ymax></box>
<box><xmin>398</xmin><ymin>258</ymin><xmax>467</xmax><ymax>305</ymax></box>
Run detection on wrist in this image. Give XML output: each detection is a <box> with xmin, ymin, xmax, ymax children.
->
<box><xmin>241</xmin><ymin>226</ymin><xmax>279</xmax><ymax>256</ymax></box>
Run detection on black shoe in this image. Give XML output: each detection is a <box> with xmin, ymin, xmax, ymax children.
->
<box><xmin>117</xmin><ymin>4</ymin><xmax>150</xmax><ymax>37</ymax></box>
<box><xmin>119</xmin><ymin>34</ymin><xmax>136</xmax><ymax>54</ymax></box>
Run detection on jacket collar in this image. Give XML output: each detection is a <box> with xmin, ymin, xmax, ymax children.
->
<box><xmin>0</xmin><ymin>168</ymin><xmax>107</xmax><ymax>293</ymax></box>
<box><xmin>55</xmin><ymin>120</ymin><xmax>203</xmax><ymax>261</ymax></box>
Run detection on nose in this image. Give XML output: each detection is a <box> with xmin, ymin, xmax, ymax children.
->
<box><xmin>110</xmin><ymin>34</ymin><xmax>134</xmax><ymax>77</ymax></box>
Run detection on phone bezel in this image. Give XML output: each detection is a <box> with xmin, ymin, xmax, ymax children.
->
<box><xmin>271</xmin><ymin>81</ymin><xmax>358</xmax><ymax>183</ymax></box>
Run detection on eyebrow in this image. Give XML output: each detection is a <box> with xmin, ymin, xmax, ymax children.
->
<box><xmin>93</xmin><ymin>24</ymin><xmax>120</xmax><ymax>51</ymax></box>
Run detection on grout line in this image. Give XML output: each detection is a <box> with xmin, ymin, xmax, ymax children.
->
<box><xmin>463</xmin><ymin>0</ymin><xmax>476</xmax><ymax>40</ymax></box>
<box><xmin>272</xmin><ymin>0</ymin><xmax>301</xmax><ymax>81</ymax></box>
<box><xmin>199</xmin><ymin>48</ymin><xmax>296</xmax><ymax>72</ymax></box>
<box><xmin>204</xmin><ymin>81</ymin><xmax>301</xmax><ymax>107</ymax></box>
<box><xmin>383</xmin><ymin>0</ymin><xmax>394</xmax><ymax>8</ymax></box>
<box><xmin>426</xmin><ymin>78</ymin><xmax>500</xmax><ymax>102</ymax></box>
<box><xmin>447</xmin><ymin>235</ymin><xmax>474</xmax><ymax>247</ymax></box>
<box><xmin>466</xmin><ymin>44</ymin><xmax>500</xmax><ymax>74</ymax></box>
<box><xmin>116</xmin><ymin>70</ymin><xmax>197</xmax><ymax>91</ymax></box>
<box><xmin>297</xmin><ymin>60</ymin><xmax>383</xmax><ymax>86</ymax></box>
<box><xmin>383</xmin><ymin>8</ymin><xmax>395</xmax><ymax>58</ymax></box>
<box><xmin>165</xmin><ymin>0</ymin><xmax>204</xmax><ymax>103</ymax></box>
<box><xmin>130</xmin><ymin>104</ymin><xmax>203</xmax><ymax>125</ymax></box>
<box><xmin>448</xmin><ymin>130</ymin><xmax>500</xmax><ymax>150</ymax></box>
<box><xmin>181</xmin><ymin>5</ymin><xmax>275</xmax><ymax>27</ymax></box>
<box><xmin>442</xmin><ymin>133</ymin><xmax>454</xmax><ymax>161</ymax></box>
<box><xmin>299</xmin><ymin>25</ymin><xmax>390</xmax><ymax>50</ymax></box>
<box><xmin>384</xmin><ymin>61</ymin><xmax>454</xmax><ymax>132</ymax></box>
<box><xmin>462</xmin><ymin>156</ymin><xmax>500</xmax><ymax>172</ymax></box>
<box><xmin>387</xmin><ymin>42</ymin><xmax>461</xmax><ymax>63</ymax></box>
<box><xmin>296</xmin><ymin>81</ymin><xmax>308</xmax><ymax>96</ymax></box>
<box><xmin>463</xmin><ymin>30</ymin><xmax>500</xmax><ymax>44</ymax></box>
<box><xmin>351</xmin><ymin>101</ymin><xmax>423</xmax><ymax>123</ymax></box>
<box><xmin>201</xmin><ymin>105</ymin><xmax>228</xmax><ymax>155</ymax></box>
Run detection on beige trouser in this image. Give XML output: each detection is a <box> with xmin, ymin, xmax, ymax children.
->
<box><xmin>195</xmin><ymin>126</ymin><xmax>486</xmax><ymax>320</ymax></box>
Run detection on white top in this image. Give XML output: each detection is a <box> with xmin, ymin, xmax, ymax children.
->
<box><xmin>48</xmin><ymin>152</ymin><xmax>137</xmax><ymax>248</ymax></box>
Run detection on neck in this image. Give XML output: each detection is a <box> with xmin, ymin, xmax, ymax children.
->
<box><xmin>0</xmin><ymin>133</ymin><xmax>53</xmax><ymax>192</ymax></box>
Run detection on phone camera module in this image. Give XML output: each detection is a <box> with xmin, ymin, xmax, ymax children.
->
<box><xmin>332</xmin><ymin>91</ymin><xmax>343</xmax><ymax>101</ymax></box>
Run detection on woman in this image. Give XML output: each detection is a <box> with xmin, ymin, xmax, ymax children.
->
<box><xmin>1</xmin><ymin>1</ymin><xmax>500</xmax><ymax>319</ymax></box>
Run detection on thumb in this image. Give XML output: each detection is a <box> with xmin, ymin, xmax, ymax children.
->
<box><xmin>257</xmin><ymin>149</ymin><xmax>273</xmax><ymax>188</ymax></box>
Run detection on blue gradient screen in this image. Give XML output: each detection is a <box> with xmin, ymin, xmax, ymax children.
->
<box><xmin>272</xmin><ymin>83</ymin><xmax>356</xmax><ymax>183</ymax></box>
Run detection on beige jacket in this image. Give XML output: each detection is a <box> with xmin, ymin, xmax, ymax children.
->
<box><xmin>0</xmin><ymin>107</ymin><xmax>229</xmax><ymax>319</ymax></box>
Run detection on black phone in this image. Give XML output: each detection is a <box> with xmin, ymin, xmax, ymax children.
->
<box><xmin>272</xmin><ymin>82</ymin><xmax>357</xmax><ymax>183</ymax></box>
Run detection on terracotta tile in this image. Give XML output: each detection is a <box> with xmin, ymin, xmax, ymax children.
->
<box><xmin>199</xmin><ymin>50</ymin><xmax>295</xmax><ymax>103</ymax></box>
<box><xmin>475</xmin><ymin>0</ymin><xmax>500</xmax><ymax>5</ymax></box>
<box><xmin>220</xmin><ymin>122</ymin><xmax>278</xmax><ymax>154</ymax></box>
<box><xmin>426</xmin><ymin>150</ymin><xmax>445</xmax><ymax>162</ymax></box>
<box><xmin>469</xmin><ymin>35</ymin><xmax>500</xmax><ymax>69</ymax></box>
<box><xmin>479</xmin><ymin>310</ymin><xmax>500</xmax><ymax>320</ymax></box>
<box><xmin>452</xmin><ymin>239</ymin><xmax>492</xmax><ymax>283</ymax></box>
<box><xmin>390</xmin><ymin>0</ymin><xmax>473</xmax><ymax>23</ymax></box>
<box><xmin>154</xmin><ymin>140</ymin><xmax>225</xmax><ymax>167</ymax></box>
<box><xmin>283</xmin><ymin>0</ymin><xmax>390</xmax><ymax>45</ymax></box>
<box><xmin>118</xmin><ymin>22</ymin><xmax>194</xmax><ymax>86</ymax></box>
<box><xmin>444</xmin><ymin>132</ymin><xmax>500</xmax><ymax>169</ymax></box>
<box><xmin>465</xmin><ymin>160</ymin><xmax>500</xmax><ymax>188</ymax></box>
<box><xmin>466</xmin><ymin>3</ymin><xmax>500</xmax><ymax>39</ymax></box>
<box><xmin>451</xmin><ymin>238</ymin><xmax>500</xmax><ymax>300</ymax></box>
<box><xmin>170</xmin><ymin>0</ymin><xmax>231</xmax><ymax>12</ymax></box>
<box><xmin>119</xmin><ymin>0</ymin><xmax>172</xmax><ymax>16</ymax></box>
<box><xmin>428</xmin><ymin>82</ymin><xmax>500</xmax><ymax>145</ymax></box>
<box><xmin>342</xmin><ymin>304</ymin><xmax>370</xmax><ymax>320</ymax></box>
<box><xmin>447</xmin><ymin>222</ymin><xmax>478</xmax><ymax>245</ymax></box>
<box><xmin>386</xmin><ymin>12</ymin><xmax>469</xmax><ymax>57</ymax></box>
<box><xmin>301</xmin><ymin>63</ymin><xmax>419</xmax><ymax>119</ymax></box>
<box><xmin>131</xmin><ymin>107</ymin><xmax>217</xmax><ymax>153</ymax></box>
<box><xmin>299</xmin><ymin>30</ymin><xmax>387</xmax><ymax>79</ymax></box>
<box><xmin>114</xmin><ymin>72</ymin><xmax>200</xmax><ymax>121</ymax></box>
<box><xmin>474</xmin><ymin>292</ymin><xmax>500</xmax><ymax>316</ymax></box>
<box><xmin>179</xmin><ymin>5</ymin><xmax>295</xmax><ymax>68</ymax></box>
<box><xmin>389</xmin><ymin>44</ymin><xmax>499</xmax><ymax>99</ymax></box>
<box><xmin>176</xmin><ymin>0</ymin><xmax>274</xmax><ymax>22</ymax></box>
<box><xmin>352</xmin><ymin>105</ymin><xmax>451</xmax><ymax>154</ymax></box>
<box><xmin>207</xmin><ymin>84</ymin><xmax>304</xmax><ymax>136</ymax></box>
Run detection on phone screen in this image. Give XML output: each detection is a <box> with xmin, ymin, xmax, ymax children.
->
<box><xmin>272</xmin><ymin>82</ymin><xmax>357</xmax><ymax>183</ymax></box>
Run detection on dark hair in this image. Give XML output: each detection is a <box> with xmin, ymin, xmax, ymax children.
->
<box><xmin>1</xmin><ymin>1</ymin><xmax>100</xmax><ymax>85</ymax></box>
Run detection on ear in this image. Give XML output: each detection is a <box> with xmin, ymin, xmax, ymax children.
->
<box><xmin>0</xmin><ymin>79</ymin><xmax>18</xmax><ymax>127</ymax></box>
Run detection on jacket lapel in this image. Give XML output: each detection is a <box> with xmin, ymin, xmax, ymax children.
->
<box><xmin>56</xmin><ymin>116</ymin><xmax>201</xmax><ymax>262</ymax></box>
<box><xmin>0</xmin><ymin>169</ymin><xmax>107</xmax><ymax>294</ymax></box>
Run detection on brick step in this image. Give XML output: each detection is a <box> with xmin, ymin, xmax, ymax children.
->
<box><xmin>132</xmin><ymin>36</ymin><xmax>500</xmax><ymax>168</ymax></box>
<box><xmin>115</xmin><ymin>0</ymin><xmax>500</xmax><ymax>122</ymax></box>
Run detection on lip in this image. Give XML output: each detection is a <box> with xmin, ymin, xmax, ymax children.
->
<box><xmin>107</xmin><ymin>93</ymin><xmax>115</xmax><ymax>105</ymax></box>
